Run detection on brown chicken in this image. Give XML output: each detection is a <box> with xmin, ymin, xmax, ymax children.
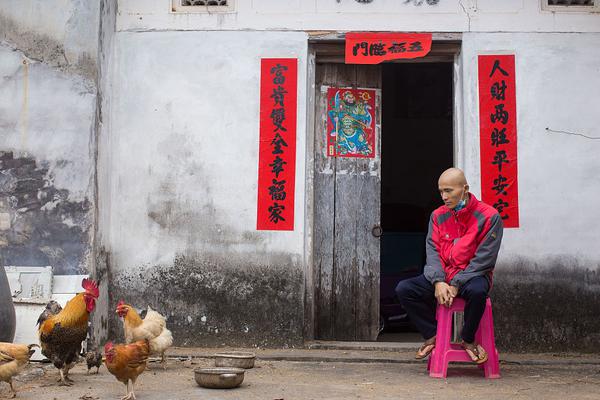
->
<box><xmin>116</xmin><ymin>301</ymin><xmax>173</xmax><ymax>368</ymax></box>
<box><xmin>0</xmin><ymin>342</ymin><xmax>38</xmax><ymax>398</ymax></box>
<box><xmin>104</xmin><ymin>340</ymin><xmax>150</xmax><ymax>400</ymax></box>
<box><xmin>37</xmin><ymin>278</ymin><xmax>99</xmax><ymax>385</ymax></box>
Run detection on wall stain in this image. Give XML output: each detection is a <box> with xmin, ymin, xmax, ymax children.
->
<box><xmin>109</xmin><ymin>253</ymin><xmax>304</xmax><ymax>348</ymax></box>
<box><xmin>20</xmin><ymin>59</ymin><xmax>28</xmax><ymax>150</ymax></box>
<box><xmin>0</xmin><ymin>151</ymin><xmax>91</xmax><ymax>274</ymax></box>
<box><xmin>0</xmin><ymin>12</ymin><xmax>97</xmax><ymax>81</ymax></box>
<box><xmin>492</xmin><ymin>256</ymin><xmax>600</xmax><ymax>352</ymax></box>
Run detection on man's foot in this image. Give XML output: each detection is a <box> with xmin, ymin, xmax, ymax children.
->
<box><xmin>461</xmin><ymin>341</ymin><xmax>488</xmax><ymax>364</ymax></box>
<box><xmin>415</xmin><ymin>336</ymin><xmax>436</xmax><ymax>359</ymax></box>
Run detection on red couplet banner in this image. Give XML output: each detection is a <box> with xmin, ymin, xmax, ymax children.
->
<box><xmin>478</xmin><ymin>55</ymin><xmax>519</xmax><ymax>228</ymax></box>
<box><xmin>345</xmin><ymin>32</ymin><xmax>432</xmax><ymax>64</ymax></box>
<box><xmin>257</xmin><ymin>58</ymin><xmax>297</xmax><ymax>231</ymax></box>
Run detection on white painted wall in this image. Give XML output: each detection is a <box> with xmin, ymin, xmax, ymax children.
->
<box><xmin>460</xmin><ymin>32</ymin><xmax>600</xmax><ymax>262</ymax></box>
<box><xmin>0</xmin><ymin>0</ymin><xmax>100</xmax><ymax>66</ymax></box>
<box><xmin>0</xmin><ymin>45</ymin><xmax>96</xmax><ymax>203</ymax></box>
<box><xmin>105</xmin><ymin>30</ymin><xmax>308</xmax><ymax>270</ymax></box>
<box><xmin>117</xmin><ymin>0</ymin><xmax>600</xmax><ymax>33</ymax></box>
<box><xmin>0</xmin><ymin>1</ymin><xmax>99</xmax><ymax>275</ymax></box>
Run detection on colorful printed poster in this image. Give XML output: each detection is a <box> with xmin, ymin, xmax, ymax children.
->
<box><xmin>478</xmin><ymin>55</ymin><xmax>519</xmax><ymax>228</ymax></box>
<box><xmin>345</xmin><ymin>32</ymin><xmax>432</xmax><ymax>64</ymax></box>
<box><xmin>326</xmin><ymin>87</ymin><xmax>376</xmax><ymax>158</ymax></box>
<box><xmin>257</xmin><ymin>58</ymin><xmax>297</xmax><ymax>231</ymax></box>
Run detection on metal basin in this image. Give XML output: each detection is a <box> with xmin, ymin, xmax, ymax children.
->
<box><xmin>214</xmin><ymin>351</ymin><xmax>256</xmax><ymax>369</ymax></box>
<box><xmin>194</xmin><ymin>367</ymin><xmax>245</xmax><ymax>389</ymax></box>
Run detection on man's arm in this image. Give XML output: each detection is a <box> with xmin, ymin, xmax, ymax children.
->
<box><xmin>449</xmin><ymin>213</ymin><xmax>504</xmax><ymax>288</ymax></box>
<box><xmin>423</xmin><ymin>213</ymin><xmax>446</xmax><ymax>285</ymax></box>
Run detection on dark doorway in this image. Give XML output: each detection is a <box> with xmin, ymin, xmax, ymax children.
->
<box><xmin>378</xmin><ymin>62</ymin><xmax>454</xmax><ymax>341</ymax></box>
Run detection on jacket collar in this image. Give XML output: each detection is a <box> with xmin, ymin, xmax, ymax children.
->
<box><xmin>444</xmin><ymin>193</ymin><xmax>479</xmax><ymax>215</ymax></box>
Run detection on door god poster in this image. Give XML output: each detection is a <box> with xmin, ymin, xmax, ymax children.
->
<box><xmin>326</xmin><ymin>87</ymin><xmax>376</xmax><ymax>158</ymax></box>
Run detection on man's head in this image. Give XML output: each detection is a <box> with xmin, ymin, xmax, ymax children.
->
<box><xmin>438</xmin><ymin>168</ymin><xmax>469</xmax><ymax>209</ymax></box>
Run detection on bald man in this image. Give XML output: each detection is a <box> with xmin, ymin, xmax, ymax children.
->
<box><xmin>395</xmin><ymin>168</ymin><xmax>503</xmax><ymax>364</ymax></box>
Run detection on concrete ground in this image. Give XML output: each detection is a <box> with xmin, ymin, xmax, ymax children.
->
<box><xmin>2</xmin><ymin>347</ymin><xmax>600</xmax><ymax>400</ymax></box>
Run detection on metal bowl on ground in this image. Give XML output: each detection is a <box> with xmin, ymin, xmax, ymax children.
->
<box><xmin>194</xmin><ymin>367</ymin><xmax>245</xmax><ymax>389</ymax></box>
<box><xmin>213</xmin><ymin>351</ymin><xmax>256</xmax><ymax>369</ymax></box>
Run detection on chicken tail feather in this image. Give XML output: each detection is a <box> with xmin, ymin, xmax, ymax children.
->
<box><xmin>149</xmin><ymin>328</ymin><xmax>173</xmax><ymax>354</ymax></box>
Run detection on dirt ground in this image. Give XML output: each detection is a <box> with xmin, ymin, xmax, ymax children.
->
<box><xmin>2</xmin><ymin>354</ymin><xmax>600</xmax><ymax>400</ymax></box>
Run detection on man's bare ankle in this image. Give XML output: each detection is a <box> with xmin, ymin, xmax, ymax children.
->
<box><xmin>425</xmin><ymin>336</ymin><xmax>436</xmax><ymax>345</ymax></box>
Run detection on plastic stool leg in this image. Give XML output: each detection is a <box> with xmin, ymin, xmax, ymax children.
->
<box><xmin>479</xmin><ymin>300</ymin><xmax>500</xmax><ymax>379</ymax></box>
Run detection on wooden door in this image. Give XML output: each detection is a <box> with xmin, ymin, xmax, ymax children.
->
<box><xmin>313</xmin><ymin>64</ymin><xmax>381</xmax><ymax>341</ymax></box>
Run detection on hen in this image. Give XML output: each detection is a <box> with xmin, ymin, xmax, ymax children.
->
<box><xmin>0</xmin><ymin>342</ymin><xmax>38</xmax><ymax>398</ymax></box>
<box><xmin>104</xmin><ymin>340</ymin><xmax>149</xmax><ymax>400</ymax></box>
<box><xmin>116</xmin><ymin>301</ymin><xmax>173</xmax><ymax>368</ymax></box>
<box><xmin>85</xmin><ymin>346</ymin><xmax>103</xmax><ymax>374</ymax></box>
<box><xmin>37</xmin><ymin>278</ymin><xmax>99</xmax><ymax>385</ymax></box>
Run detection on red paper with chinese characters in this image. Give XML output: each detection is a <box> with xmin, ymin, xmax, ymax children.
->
<box><xmin>345</xmin><ymin>32</ymin><xmax>432</xmax><ymax>64</ymax></box>
<box><xmin>478</xmin><ymin>55</ymin><xmax>519</xmax><ymax>228</ymax></box>
<box><xmin>257</xmin><ymin>58</ymin><xmax>297</xmax><ymax>231</ymax></box>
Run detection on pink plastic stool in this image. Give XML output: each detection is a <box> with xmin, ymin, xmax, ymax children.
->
<box><xmin>427</xmin><ymin>297</ymin><xmax>500</xmax><ymax>379</ymax></box>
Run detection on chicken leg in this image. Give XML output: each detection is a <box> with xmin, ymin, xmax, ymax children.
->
<box><xmin>161</xmin><ymin>352</ymin><xmax>167</xmax><ymax>370</ymax></box>
<box><xmin>58</xmin><ymin>369</ymin><xmax>73</xmax><ymax>386</ymax></box>
<box><xmin>129</xmin><ymin>379</ymin><xmax>138</xmax><ymax>400</ymax></box>
<box><xmin>8</xmin><ymin>378</ymin><xmax>16</xmax><ymax>399</ymax></box>
<box><xmin>120</xmin><ymin>381</ymin><xmax>130</xmax><ymax>400</ymax></box>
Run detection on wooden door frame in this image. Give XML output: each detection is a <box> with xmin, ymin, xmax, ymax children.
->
<box><xmin>303</xmin><ymin>33</ymin><xmax>463</xmax><ymax>342</ymax></box>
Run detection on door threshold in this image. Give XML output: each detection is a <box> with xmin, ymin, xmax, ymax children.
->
<box><xmin>306</xmin><ymin>340</ymin><xmax>420</xmax><ymax>352</ymax></box>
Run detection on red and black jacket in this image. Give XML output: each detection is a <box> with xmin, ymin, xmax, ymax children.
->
<box><xmin>423</xmin><ymin>193</ymin><xmax>504</xmax><ymax>288</ymax></box>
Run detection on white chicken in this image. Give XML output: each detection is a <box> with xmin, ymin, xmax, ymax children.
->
<box><xmin>115</xmin><ymin>301</ymin><xmax>173</xmax><ymax>368</ymax></box>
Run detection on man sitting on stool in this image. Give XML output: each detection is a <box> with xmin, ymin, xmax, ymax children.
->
<box><xmin>396</xmin><ymin>168</ymin><xmax>504</xmax><ymax>363</ymax></box>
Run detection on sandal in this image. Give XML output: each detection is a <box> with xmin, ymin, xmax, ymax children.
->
<box><xmin>415</xmin><ymin>337</ymin><xmax>436</xmax><ymax>359</ymax></box>
<box><xmin>461</xmin><ymin>341</ymin><xmax>488</xmax><ymax>364</ymax></box>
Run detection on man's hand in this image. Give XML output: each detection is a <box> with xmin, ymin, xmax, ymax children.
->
<box><xmin>434</xmin><ymin>282</ymin><xmax>451</xmax><ymax>306</ymax></box>
<box><xmin>435</xmin><ymin>282</ymin><xmax>459</xmax><ymax>307</ymax></box>
<box><xmin>448</xmin><ymin>285</ymin><xmax>459</xmax><ymax>306</ymax></box>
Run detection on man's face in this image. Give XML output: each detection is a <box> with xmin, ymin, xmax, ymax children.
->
<box><xmin>438</xmin><ymin>179</ymin><xmax>467</xmax><ymax>209</ymax></box>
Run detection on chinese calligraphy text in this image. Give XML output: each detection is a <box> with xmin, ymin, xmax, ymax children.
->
<box><xmin>345</xmin><ymin>33</ymin><xmax>432</xmax><ymax>64</ymax></box>
<box><xmin>257</xmin><ymin>59</ymin><xmax>297</xmax><ymax>231</ymax></box>
<box><xmin>478</xmin><ymin>55</ymin><xmax>519</xmax><ymax>228</ymax></box>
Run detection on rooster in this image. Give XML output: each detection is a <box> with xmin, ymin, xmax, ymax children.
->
<box><xmin>0</xmin><ymin>342</ymin><xmax>38</xmax><ymax>398</ymax></box>
<box><xmin>116</xmin><ymin>301</ymin><xmax>173</xmax><ymax>368</ymax></box>
<box><xmin>104</xmin><ymin>340</ymin><xmax>149</xmax><ymax>400</ymax></box>
<box><xmin>37</xmin><ymin>278</ymin><xmax>99</xmax><ymax>385</ymax></box>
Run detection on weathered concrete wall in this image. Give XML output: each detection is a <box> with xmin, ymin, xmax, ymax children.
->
<box><xmin>110</xmin><ymin>253</ymin><xmax>304</xmax><ymax>347</ymax></box>
<box><xmin>460</xmin><ymin>33</ymin><xmax>600</xmax><ymax>351</ymax></box>
<box><xmin>103</xmin><ymin>30</ymin><xmax>308</xmax><ymax>346</ymax></box>
<box><xmin>0</xmin><ymin>1</ymin><xmax>100</xmax><ymax>275</ymax></box>
<box><xmin>90</xmin><ymin>0</ymin><xmax>119</xmax><ymax>347</ymax></box>
<box><xmin>105</xmin><ymin>28</ymin><xmax>600</xmax><ymax>350</ymax></box>
<box><xmin>117</xmin><ymin>0</ymin><xmax>600</xmax><ymax>33</ymax></box>
<box><xmin>0</xmin><ymin>0</ymin><xmax>99</xmax><ymax>80</ymax></box>
<box><xmin>493</xmin><ymin>257</ymin><xmax>600</xmax><ymax>352</ymax></box>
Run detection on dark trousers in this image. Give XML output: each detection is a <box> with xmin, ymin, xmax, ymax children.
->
<box><xmin>395</xmin><ymin>274</ymin><xmax>489</xmax><ymax>343</ymax></box>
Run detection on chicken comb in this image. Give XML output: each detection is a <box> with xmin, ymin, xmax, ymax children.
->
<box><xmin>82</xmin><ymin>278</ymin><xmax>99</xmax><ymax>298</ymax></box>
<box><xmin>116</xmin><ymin>299</ymin><xmax>125</xmax><ymax>308</ymax></box>
<box><xmin>104</xmin><ymin>341</ymin><xmax>114</xmax><ymax>352</ymax></box>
